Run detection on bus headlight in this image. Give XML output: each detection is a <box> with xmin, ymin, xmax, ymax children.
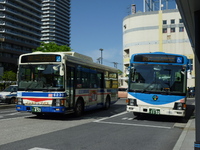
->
<box><xmin>52</xmin><ymin>99</ymin><xmax>65</xmax><ymax>106</ymax></box>
<box><xmin>17</xmin><ymin>98</ymin><xmax>23</xmax><ymax>105</ymax></box>
<box><xmin>126</xmin><ymin>99</ymin><xmax>137</xmax><ymax>106</ymax></box>
<box><xmin>174</xmin><ymin>103</ymin><xmax>186</xmax><ymax>110</ymax></box>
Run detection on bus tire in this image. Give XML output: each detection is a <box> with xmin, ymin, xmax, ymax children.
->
<box><xmin>133</xmin><ymin>112</ymin><xmax>141</xmax><ymax>117</ymax></box>
<box><xmin>74</xmin><ymin>99</ymin><xmax>84</xmax><ymax>117</ymax></box>
<box><xmin>9</xmin><ymin>98</ymin><xmax>15</xmax><ymax>104</ymax></box>
<box><xmin>33</xmin><ymin>113</ymin><xmax>43</xmax><ymax>117</ymax></box>
<box><xmin>104</xmin><ymin>96</ymin><xmax>110</xmax><ymax>110</ymax></box>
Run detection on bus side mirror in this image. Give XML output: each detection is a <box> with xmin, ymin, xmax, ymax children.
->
<box><xmin>181</xmin><ymin>68</ymin><xmax>185</xmax><ymax>75</ymax></box>
<box><xmin>60</xmin><ymin>65</ymin><xmax>64</xmax><ymax>76</ymax></box>
<box><xmin>125</xmin><ymin>67</ymin><xmax>130</xmax><ymax>75</ymax></box>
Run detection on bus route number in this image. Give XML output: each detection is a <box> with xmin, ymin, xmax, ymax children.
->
<box><xmin>149</xmin><ymin>108</ymin><xmax>160</xmax><ymax>115</ymax></box>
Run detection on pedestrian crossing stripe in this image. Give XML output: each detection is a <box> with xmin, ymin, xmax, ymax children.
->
<box><xmin>28</xmin><ymin>147</ymin><xmax>53</xmax><ymax>150</ymax></box>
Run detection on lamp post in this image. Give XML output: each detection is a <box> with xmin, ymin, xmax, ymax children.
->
<box><xmin>99</xmin><ymin>48</ymin><xmax>103</xmax><ymax>64</ymax></box>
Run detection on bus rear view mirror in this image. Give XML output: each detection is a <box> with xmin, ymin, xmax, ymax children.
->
<box><xmin>181</xmin><ymin>68</ymin><xmax>185</xmax><ymax>75</ymax></box>
<box><xmin>53</xmin><ymin>64</ymin><xmax>64</xmax><ymax>76</ymax></box>
<box><xmin>60</xmin><ymin>65</ymin><xmax>64</xmax><ymax>76</ymax></box>
<box><xmin>125</xmin><ymin>67</ymin><xmax>131</xmax><ymax>75</ymax></box>
<box><xmin>37</xmin><ymin>65</ymin><xmax>45</xmax><ymax>71</ymax></box>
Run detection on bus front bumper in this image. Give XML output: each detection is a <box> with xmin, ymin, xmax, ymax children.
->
<box><xmin>16</xmin><ymin>105</ymin><xmax>67</xmax><ymax>114</ymax></box>
<box><xmin>127</xmin><ymin>105</ymin><xmax>185</xmax><ymax>117</ymax></box>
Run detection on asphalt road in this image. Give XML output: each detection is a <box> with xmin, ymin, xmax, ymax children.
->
<box><xmin>0</xmin><ymin>98</ymin><xmax>195</xmax><ymax>150</ymax></box>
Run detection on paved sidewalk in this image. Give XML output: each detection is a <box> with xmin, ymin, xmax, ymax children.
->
<box><xmin>173</xmin><ymin>118</ymin><xmax>195</xmax><ymax>150</ymax></box>
<box><xmin>173</xmin><ymin>97</ymin><xmax>195</xmax><ymax>150</ymax></box>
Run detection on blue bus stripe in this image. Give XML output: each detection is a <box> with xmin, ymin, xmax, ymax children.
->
<box><xmin>129</xmin><ymin>92</ymin><xmax>185</xmax><ymax>105</ymax></box>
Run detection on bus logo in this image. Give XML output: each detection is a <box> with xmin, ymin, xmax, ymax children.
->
<box><xmin>89</xmin><ymin>90</ymin><xmax>97</xmax><ymax>101</ymax></box>
<box><xmin>152</xmin><ymin>95</ymin><xmax>158</xmax><ymax>101</ymax></box>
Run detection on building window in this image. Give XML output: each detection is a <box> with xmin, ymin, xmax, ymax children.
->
<box><xmin>179</xmin><ymin>27</ymin><xmax>184</xmax><ymax>32</ymax></box>
<box><xmin>179</xmin><ymin>19</ymin><xmax>183</xmax><ymax>23</ymax></box>
<box><xmin>162</xmin><ymin>28</ymin><xmax>167</xmax><ymax>33</ymax></box>
<box><xmin>163</xmin><ymin>20</ymin><xmax>167</xmax><ymax>24</ymax></box>
<box><xmin>171</xmin><ymin>19</ymin><xmax>175</xmax><ymax>24</ymax></box>
<box><xmin>171</xmin><ymin>28</ymin><xmax>175</xmax><ymax>33</ymax></box>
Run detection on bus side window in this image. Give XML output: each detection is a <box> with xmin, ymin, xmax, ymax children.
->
<box><xmin>82</xmin><ymin>72</ymin><xmax>89</xmax><ymax>88</ymax></box>
<box><xmin>76</xmin><ymin>69</ymin><xmax>82</xmax><ymax>88</ymax></box>
<box><xmin>90</xmin><ymin>73</ymin><xmax>97</xmax><ymax>88</ymax></box>
<box><xmin>97</xmin><ymin>73</ymin><xmax>103</xmax><ymax>88</ymax></box>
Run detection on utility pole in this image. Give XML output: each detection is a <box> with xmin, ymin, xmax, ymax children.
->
<box><xmin>113</xmin><ymin>62</ymin><xmax>118</xmax><ymax>68</ymax></box>
<box><xmin>97</xmin><ymin>57</ymin><xmax>101</xmax><ymax>64</ymax></box>
<box><xmin>99</xmin><ymin>48</ymin><xmax>103</xmax><ymax>64</ymax></box>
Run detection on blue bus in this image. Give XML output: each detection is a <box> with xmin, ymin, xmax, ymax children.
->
<box><xmin>126</xmin><ymin>52</ymin><xmax>190</xmax><ymax>117</ymax></box>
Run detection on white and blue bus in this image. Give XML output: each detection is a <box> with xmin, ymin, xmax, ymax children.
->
<box><xmin>16</xmin><ymin>52</ymin><xmax>118</xmax><ymax>116</ymax></box>
<box><xmin>126</xmin><ymin>52</ymin><xmax>191</xmax><ymax>117</ymax></box>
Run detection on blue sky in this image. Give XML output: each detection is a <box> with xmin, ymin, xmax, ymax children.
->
<box><xmin>70</xmin><ymin>0</ymin><xmax>143</xmax><ymax>70</ymax></box>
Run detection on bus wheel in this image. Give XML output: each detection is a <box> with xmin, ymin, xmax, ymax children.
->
<box><xmin>133</xmin><ymin>112</ymin><xmax>141</xmax><ymax>117</ymax></box>
<box><xmin>75</xmin><ymin>100</ymin><xmax>84</xmax><ymax>117</ymax></box>
<box><xmin>104</xmin><ymin>96</ymin><xmax>110</xmax><ymax>110</ymax></box>
<box><xmin>33</xmin><ymin>113</ymin><xmax>43</xmax><ymax>117</ymax></box>
<box><xmin>9</xmin><ymin>98</ymin><xmax>15</xmax><ymax>104</ymax></box>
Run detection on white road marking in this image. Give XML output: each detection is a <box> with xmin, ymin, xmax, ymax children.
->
<box><xmin>96</xmin><ymin>121</ymin><xmax>171</xmax><ymax>129</ymax></box>
<box><xmin>28</xmin><ymin>147</ymin><xmax>53</xmax><ymax>150</ymax></box>
<box><xmin>0</xmin><ymin>110</ymin><xmax>17</xmax><ymax>114</ymax></box>
<box><xmin>93</xmin><ymin>111</ymin><xmax>128</xmax><ymax>122</ymax></box>
<box><xmin>122</xmin><ymin>117</ymin><xmax>128</xmax><ymax>120</ymax></box>
<box><xmin>5</xmin><ymin>112</ymin><xmax>20</xmax><ymax>116</ymax></box>
<box><xmin>94</xmin><ymin>111</ymin><xmax>171</xmax><ymax>129</ymax></box>
<box><xmin>0</xmin><ymin>115</ymin><xmax>35</xmax><ymax>121</ymax></box>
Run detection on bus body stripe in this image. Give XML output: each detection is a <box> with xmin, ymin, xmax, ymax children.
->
<box><xmin>129</xmin><ymin>92</ymin><xmax>185</xmax><ymax>105</ymax></box>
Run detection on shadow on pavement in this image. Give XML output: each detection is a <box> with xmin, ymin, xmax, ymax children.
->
<box><xmin>25</xmin><ymin>103</ymin><xmax>127</xmax><ymax>121</ymax></box>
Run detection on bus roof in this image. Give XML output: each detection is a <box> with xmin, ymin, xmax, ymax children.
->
<box><xmin>19</xmin><ymin>51</ymin><xmax>118</xmax><ymax>73</ymax></box>
<box><xmin>63</xmin><ymin>52</ymin><xmax>118</xmax><ymax>72</ymax></box>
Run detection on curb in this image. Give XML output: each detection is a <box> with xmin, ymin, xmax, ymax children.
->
<box><xmin>173</xmin><ymin>119</ymin><xmax>193</xmax><ymax>150</ymax></box>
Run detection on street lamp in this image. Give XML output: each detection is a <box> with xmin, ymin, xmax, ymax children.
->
<box><xmin>99</xmin><ymin>48</ymin><xmax>103</xmax><ymax>64</ymax></box>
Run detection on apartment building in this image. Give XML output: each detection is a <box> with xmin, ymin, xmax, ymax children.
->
<box><xmin>0</xmin><ymin>0</ymin><xmax>41</xmax><ymax>73</ymax></box>
<box><xmin>0</xmin><ymin>0</ymin><xmax>71</xmax><ymax>75</ymax></box>
<box><xmin>41</xmin><ymin>0</ymin><xmax>71</xmax><ymax>46</ymax></box>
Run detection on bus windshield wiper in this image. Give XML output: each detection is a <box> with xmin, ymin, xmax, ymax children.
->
<box><xmin>142</xmin><ymin>81</ymin><xmax>155</xmax><ymax>93</ymax></box>
<box><xmin>25</xmin><ymin>81</ymin><xmax>34</xmax><ymax>91</ymax></box>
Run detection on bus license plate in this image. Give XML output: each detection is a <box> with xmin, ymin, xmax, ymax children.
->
<box><xmin>32</xmin><ymin>107</ymin><xmax>41</xmax><ymax>112</ymax></box>
<box><xmin>149</xmin><ymin>108</ymin><xmax>160</xmax><ymax>115</ymax></box>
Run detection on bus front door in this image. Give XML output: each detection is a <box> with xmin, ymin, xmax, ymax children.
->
<box><xmin>66</xmin><ymin>66</ymin><xmax>75</xmax><ymax>109</ymax></box>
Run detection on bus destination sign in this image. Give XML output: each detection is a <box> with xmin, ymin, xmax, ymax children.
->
<box><xmin>21</xmin><ymin>54</ymin><xmax>61</xmax><ymax>63</ymax></box>
<box><xmin>134</xmin><ymin>54</ymin><xmax>183</xmax><ymax>63</ymax></box>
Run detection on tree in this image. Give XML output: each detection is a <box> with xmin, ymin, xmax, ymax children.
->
<box><xmin>32</xmin><ymin>42</ymin><xmax>72</xmax><ymax>52</ymax></box>
<box><xmin>118</xmin><ymin>69</ymin><xmax>123</xmax><ymax>76</ymax></box>
<box><xmin>1</xmin><ymin>71</ymin><xmax>16</xmax><ymax>81</ymax></box>
<box><xmin>0</xmin><ymin>71</ymin><xmax>17</xmax><ymax>90</ymax></box>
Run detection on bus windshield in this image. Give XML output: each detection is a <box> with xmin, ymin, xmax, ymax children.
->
<box><xmin>129</xmin><ymin>64</ymin><xmax>186</xmax><ymax>95</ymax></box>
<box><xmin>18</xmin><ymin>64</ymin><xmax>64</xmax><ymax>91</ymax></box>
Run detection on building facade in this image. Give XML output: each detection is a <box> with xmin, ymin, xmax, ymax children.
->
<box><xmin>0</xmin><ymin>0</ymin><xmax>42</xmax><ymax>73</ymax></box>
<box><xmin>41</xmin><ymin>0</ymin><xmax>71</xmax><ymax>46</ymax></box>
<box><xmin>123</xmin><ymin>9</ymin><xmax>194</xmax><ymax>87</ymax></box>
